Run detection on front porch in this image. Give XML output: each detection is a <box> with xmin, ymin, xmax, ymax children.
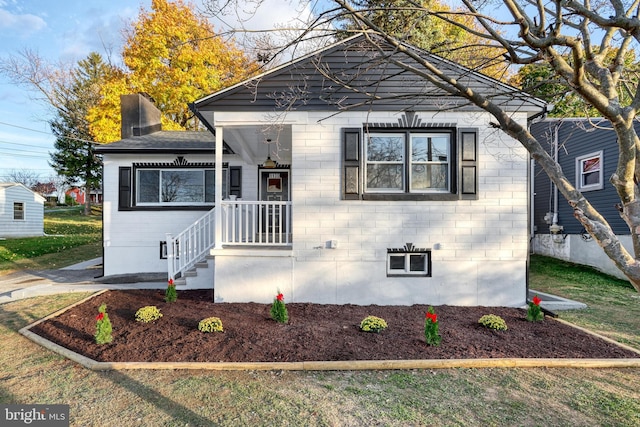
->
<box><xmin>166</xmin><ymin>199</ymin><xmax>292</xmax><ymax>283</ymax></box>
<box><xmin>166</xmin><ymin>122</ymin><xmax>294</xmax><ymax>283</ymax></box>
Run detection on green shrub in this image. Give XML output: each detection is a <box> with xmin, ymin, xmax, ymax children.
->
<box><xmin>270</xmin><ymin>292</ymin><xmax>289</xmax><ymax>323</ymax></box>
<box><xmin>198</xmin><ymin>316</ymin><xmax>224</xmax><ymax>333</ymax></box>
<box><xmin>135</xmin><ymin>306</ymin><xmax>162</xmax><ymax>323</ymax></box>
<box><xmin>165</xmin><ymin>279</ymin><xmax>177</xmax><ymax>303</ymax></box>
<box><xmin>424</xmin><ymin>306</ymin><xmax>441</xmax><ymax>346</ymax></box>
<box><xmin>360</xmin><ymin>315</ymin><xmax>388</xmax><ymax>333</ymax></box>
<box><xmin>527</xmin><ymin>295</ymin><xmax>544</xmax><ymax>322</ymax></box>
<box><xmin>94</xmin><ymin>303</ymin><xmax>113</xmax><ymax>345</ymax></box>
<box><xmin>478</xmin><ymin>314</ymin><xmax>508</xmax><ymax>331</ymax></box>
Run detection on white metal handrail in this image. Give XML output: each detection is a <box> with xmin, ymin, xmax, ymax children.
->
<box><xmin>221</xmin><ymin>200</ymin><xmax>292</xmax><ymax>245</ymax></box>
<box><xmin>167</xmin><ymin>208</ymin><xmax>216</xmax><ymax>281</ymax></box>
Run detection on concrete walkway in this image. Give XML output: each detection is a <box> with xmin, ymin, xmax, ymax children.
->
<box><xmin>0</xmin><ymin>258</ymin><xmax>166</xmax><ymax>304</ymax></box>
<box><xmin>528</xmin><ymin>289</ymin><xmax>587</xmax><ymax>311</ymax></box>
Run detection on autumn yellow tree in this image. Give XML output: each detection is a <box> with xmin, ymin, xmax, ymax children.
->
<box><xmin>89</xmin><ymin>0</ymin><xmax>258</xmax><ymax>142</ymax></box>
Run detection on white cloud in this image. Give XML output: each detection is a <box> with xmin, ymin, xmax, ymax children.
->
<box><xmin>57</xmin><ymin>5</ymin><xmax>141</xmax><ymax>63</ymax></box>
<box><xmin>0</xmin><ymin>8</ymin><xmax>46</xmax><ymax>37</ymax></box>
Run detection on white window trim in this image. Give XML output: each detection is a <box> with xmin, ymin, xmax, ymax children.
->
<box><xmin>409</xmin><ymin>133</ymin><xmax>451</xmax><ymax>193</ymax></box>
<box><xmin>576</xmin><ymin>151</ymin><xmax>604</xmax><ymax>192</ymax></box>
<box><xmin>13</xmin><ymin>202</ymin><xmax>25</xmax><ymax>221</ymax></box>
<box><xmin>135</xmin><ymin>168</ymin><xmax>227</xmax><ymax>207</ymax></box>
<box><xmin>365</xmin><ymin>131</ymin><xmax>451</xmax><ymax>194</ymax></box>
<box><xmin>364</xmin><ymin>132</ymin><xmax>405</xmax><ymax>193</ymax></box>
<box><xmin>386</xmin><ymin>251</ymin><xmax>431</xmax><ymax>277</ymax></box>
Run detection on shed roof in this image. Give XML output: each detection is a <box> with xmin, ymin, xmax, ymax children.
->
<box><xmin>0</xmin><ymin>182</ymin><xmax>46</xmax><ymax>202</ymax></box>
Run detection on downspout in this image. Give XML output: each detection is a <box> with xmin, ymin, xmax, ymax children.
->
<box><xmin>549</xmin><ymin>121</ymin><xmax>564</xmax><ymax>239</ymax></box>
<box><xmin>527</xmin><ymin>104</ymin><xmax>549</xmax><ymax>305</ymax></box>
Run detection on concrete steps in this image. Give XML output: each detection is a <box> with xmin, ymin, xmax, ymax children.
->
<box><xmin>175</xmin><ymin>256</ymin><xmax>214</xmax><ymax>290</ymax></box>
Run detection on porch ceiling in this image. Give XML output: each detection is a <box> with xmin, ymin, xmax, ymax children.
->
<box><xmin>224</xmin><ymin>125</ymin><xmax>292</xmax><ymax>165</ymax></box>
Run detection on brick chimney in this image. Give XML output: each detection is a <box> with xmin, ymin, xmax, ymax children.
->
<box><xmin>120</xmin><ymin>93</ymin><xmax>162</xmax><ymax>139</ymax></box>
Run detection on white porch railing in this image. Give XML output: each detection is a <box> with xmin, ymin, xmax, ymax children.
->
<box><xmin>167</xmin><ymin>208</ymin><xmax>216</xmax><ymax>281</ymax></box>
<box><xmin>167</xmin><ymin>201</ymin><xmax>293</xmax><ymax>280</ymax></box>
<box><xmin>221</xmin><ymin>200</ymin><xmax>292</xmax><ymax>245</ymax></box>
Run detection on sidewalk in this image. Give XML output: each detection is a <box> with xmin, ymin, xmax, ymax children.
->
<box><xmin>0</xmin><ymin>258</ymin><xmax>166</xmax><ymax>304</ymax></box>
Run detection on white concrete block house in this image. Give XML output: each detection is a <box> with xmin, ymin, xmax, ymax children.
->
<box><xmin>0</xmin><ymin>182</ymin><xmax>45</xmax><ymax>238</ymax></box>
<box><xmin>96</xmin><ymin>35</ymin><xmax>546</xmax><ymax>306</ymax></box>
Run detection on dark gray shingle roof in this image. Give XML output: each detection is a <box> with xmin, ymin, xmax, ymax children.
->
<box><xmin>94</xmin><ymin>131</ymin><xmax>223</xmax><ymax>154</ymax></box>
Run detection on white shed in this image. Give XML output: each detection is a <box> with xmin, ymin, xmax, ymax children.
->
<box><xmin>0</xmin><ymin>182</ymin><xmax>46</xmax><ymax>238</ymax></box>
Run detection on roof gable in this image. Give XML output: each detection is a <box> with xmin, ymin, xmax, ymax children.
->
<box><xmin>0</xmin><ymin>182</ymin><xmax>46</xmax><ymax>202</ymax></box>
<box><xmin>195</xmin><ymin>34</ymin><xmax>545</xmax><ymax>115</ymax></box>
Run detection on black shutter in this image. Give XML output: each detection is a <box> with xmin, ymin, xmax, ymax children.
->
<box><xmin>459</xmin><ymin>129</ymin><xmax>478</xmax><ymax>199</ymax></box>
<box><xmin>342</xmin><ymin>128</ymin><xmax>361</xmax><ymax>200</ymax></box>
<box><xmin>230</xmin><ymin>166</ymin><xmax>242</xmax><ymax>198</ymax></box>
<box><xmin>118</xmin><ymin>167</ymin><xmax>132</xmax><ymax>210</ymax></box>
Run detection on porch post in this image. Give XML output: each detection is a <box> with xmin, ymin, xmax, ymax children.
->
<box><xmin>214</xmin><ymin>125</ymin><xmax>223</xmax><ymax>248</ymax></box>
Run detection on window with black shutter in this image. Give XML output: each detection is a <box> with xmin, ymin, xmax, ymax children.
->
<box><xmin>341</xmin><ymin>126</ymin><xmax>478</xmax><ymax>201</ymax></box>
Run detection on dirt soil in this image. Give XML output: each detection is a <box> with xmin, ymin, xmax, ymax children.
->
<box><xmin>29</xmin><ymin>290</ymin><xmax>639</xmax><ymax>363</ymax></box>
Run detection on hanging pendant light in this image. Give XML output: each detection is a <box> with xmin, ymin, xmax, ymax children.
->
<box><xmin>263</xmin><ymin>139</ymin><xmax>276</xmax><ymax>168</ymax></box>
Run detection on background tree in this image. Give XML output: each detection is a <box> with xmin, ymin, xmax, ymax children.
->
<box><xmin>31</xmin><ymin>181</ymin><xmax>57</xmax><ymax>200</ymax></box>
<box><xmin>510</xmin><ymin>49</ymin><xmax>640</xmax><ymax>118</ymax></box>
<box><xmin>49</xmin><ymin>52</ymin><xmax>113</xmax><ymax>215</ymax></box>
<box><xmin>88</xmin><ymin>0</ymin><xmax>258</xmax><ymax>142</ymax></box>
<box><xmin>4</xmin><ymin>169</ymin><xmax>40</xmax><ymax>189</ymax></box>
<box><xmin>204</xmin><ymin>0</ymin><xmax>640</xmax><ymax>291</ymax></box>
<box><xmin>343</xmin><ymin>0</ymin><xmax>510</xmax><ymax>80</ymax></box>
<box><xmin>0</xmin><ymin>50</ymin><xmax>107</xmax><ymax>215</ymax></box>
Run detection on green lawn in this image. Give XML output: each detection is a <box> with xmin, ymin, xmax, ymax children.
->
<box><xmin>530</xmin><ymin>255</ymin><xmax>640</xmax><ymax>349</ymax></box>
<box><xmin>0</xmin><ymin>254</ymin><xmax>639</xmax><ymax>425</ymax></box>
<box><xmin>0</xmin><ymin>207</ymin><xmax>102</xmax><ymax>273</ymax></box>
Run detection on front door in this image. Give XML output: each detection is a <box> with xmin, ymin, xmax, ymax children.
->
<box><xmin>259</xmin><ymin>169</ymin><xmax>290</xmax><ymax>239</ymax></box>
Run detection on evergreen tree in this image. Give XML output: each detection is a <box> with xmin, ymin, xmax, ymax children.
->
<box><xmin>49</xmin><ymin>52</ymin><xmax>113</xmax><ymax>214</ymax></box>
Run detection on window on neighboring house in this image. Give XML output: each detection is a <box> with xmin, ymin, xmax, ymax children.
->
<box><xmin>387</xmin><ymin>249</ymin><xmax>432</xmax><ymax>277</ymax></box>
<box><xmin>342</xmin><ymin>125</ymin><xmax>477</xmax><ymax>201</ymax></box>
<box><xmin>576</xmin><ymin>151</ymin><xmax>603</xmax><ymax>191</ymax></box>
<box><xmin>13</xmin><ymin>202</ymin><xmax>24</xmax><ymax>220</ymax></box>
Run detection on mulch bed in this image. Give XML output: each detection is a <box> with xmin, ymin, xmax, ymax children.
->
<box><xmin>28</xmin><ymin>290</ymin><xmax>640</xmax><ymax>363</ymax></box>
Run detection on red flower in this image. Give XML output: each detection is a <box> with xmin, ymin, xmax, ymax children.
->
<box><xmin>532</xmin><ymin>296</ymin><xmax>541</xmax><ymax>306</ymax></box>
<box><xmin>168</xmin><ymin>278</ymin><xmax>174</xmax><ymax>286</ymax></box>
<box><xmin>96</xmin><ymin>312</ymin><xmax>104</xmax><ymax>321</ymax></box>
<box><xmin>276</xmin><ymin>293</ymin><xmax>284</xmax><ymax>302</ymax></box>
<box><xmin>426</xmin><ymin>312</ymin><xmax>437</xmax><ymax>323</ymax></box>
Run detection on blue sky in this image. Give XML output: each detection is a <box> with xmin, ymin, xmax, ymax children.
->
<box><xmin>0</xmin><ymin>0</ymin><xmax>310</xmax><ymax>183</ymax></box>
<box><xmin>0</xmin><ymin>0</ymin><xmax>149</xmax><ymax>181</ymax></box>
